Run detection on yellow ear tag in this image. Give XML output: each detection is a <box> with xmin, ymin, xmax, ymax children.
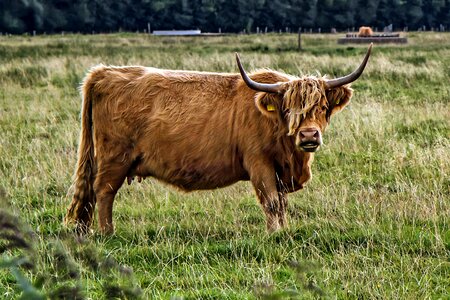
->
<box><xmin>266</xmin><ymin>104</ymin><xmax>276</xmax><ymax>112</ymax></box>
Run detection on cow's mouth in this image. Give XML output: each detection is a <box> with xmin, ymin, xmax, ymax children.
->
<box><xmin>299</xmin><ymin>142</ymin><xmax>320</xmax><ymax>152</ymax></box>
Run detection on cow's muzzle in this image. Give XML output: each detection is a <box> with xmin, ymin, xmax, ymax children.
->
<box><xmin>297</xmin><ymin>128</ymin><xmax>322</xmax><ymax>152</ymax></box>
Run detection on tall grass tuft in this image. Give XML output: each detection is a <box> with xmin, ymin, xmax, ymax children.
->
<box><xmin>1</xmin><ymin>66</ymin><xmax>48</xmax><ymax>87</ymax></box>
<box><xmin>0</xmin><ymin>204</ymin><xmax>142</xmax><ymax>299</ymax></box>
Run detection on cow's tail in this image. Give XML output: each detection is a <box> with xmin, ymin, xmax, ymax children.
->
<box><xmin>65</xmin><ymin>73</ymin><xmax>97</xmax><ymax>233</ymax></box>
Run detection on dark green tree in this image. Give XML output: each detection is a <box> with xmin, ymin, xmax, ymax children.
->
<box><xmin>0</xmin><ymin>0</ymin><xmax>449</xmax><ymax>34</ymax></box>
<box><xmin>404</xmin><ymin>0</ymin><xmax>424</xmax><ymax>29</ymax></box>
<box><xmin>301</xmin><ymin>0</ymin><xmax>319</xmax><ymax>28</ymax></box>
<box><xmin>436</xmin><ymin>0</ymin><xmax>450</xmax><ymax>28</ymax></box>
<box><xmin>422</xmin><ymin>0</ymin><xmax>445</xmax><ymax>28</ymax></box>
<box><xmin>0</xmin><ymin>0</ymin><xmax>44</xmax><ymax>33</ymax></box>
<box><xmin>192</xmin><ymin>0</ymin><xmax>218</xmax><ymax>32</ymax></box>
<box><xmin>258</xmin><ymin>0</ymin><xmax>292</xmax><ymax>32</ymax></box>
<box><xmin>355</xmin><ymin>0</ymin><xmax>380</xmax><ymax>26</ymax></box>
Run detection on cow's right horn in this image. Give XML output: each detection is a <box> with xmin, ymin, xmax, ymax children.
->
<box><xmin>235</xmin><ymin>53</ymin><xmax>282</xmax><ymax>93</ymax></box>
<box><xmin>324</xmin><ymin>43</ymin><xmax>372</xmax><ymax>89</ymax></box>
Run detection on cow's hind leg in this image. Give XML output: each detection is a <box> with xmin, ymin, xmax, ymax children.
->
<box><xmin>93</xmin><ymin>159</ymin><xmax>129</xmax><ymax>234</ymax></box>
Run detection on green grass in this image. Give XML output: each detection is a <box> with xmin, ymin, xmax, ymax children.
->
<box><xmin>0</xmin><ymin>32</ymin><xmax>449</xmax><ymax>299</ymax></box>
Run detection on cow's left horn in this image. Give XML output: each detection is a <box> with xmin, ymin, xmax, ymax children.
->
<box><xmin>235</xmin><ymin>53</ymin><xmax>282</xmax><ymax>93</ymax></box>
<box><xmin>324</xmin><ymin>43</ymin><xmax>372</xmax><ymax>89</ymax></box>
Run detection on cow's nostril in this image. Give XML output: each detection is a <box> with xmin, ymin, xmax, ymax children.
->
<box><xmin>299</xmin><ymin>129</ymin><xmax>319</xmax><ymax>140</ymax></box>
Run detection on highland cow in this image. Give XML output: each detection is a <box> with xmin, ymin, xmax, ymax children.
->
<box><xmin>358</xmin><ymin>26</ymin><xmax>373</xmax><ymax>37</ymax></box>
<box><xmin>65</xmin><ymin>45</ymin><xmax>372</xmax><ymax>234</ymax></box>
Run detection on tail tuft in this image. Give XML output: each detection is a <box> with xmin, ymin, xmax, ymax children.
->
<box><xmin>65</xmin><ymin>70</ymin><xmax>98</xmax><ymax>233</ymax></box>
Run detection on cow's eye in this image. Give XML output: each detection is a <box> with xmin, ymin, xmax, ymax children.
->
<box><xmin>321</xmin><ymin>105</ymin><xmax>327</xmax><ymax>111</ymax></box>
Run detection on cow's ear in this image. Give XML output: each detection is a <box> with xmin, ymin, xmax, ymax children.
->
<box><xmin>326</xmin><ymin>86</ymin><xmax>353</xmax><ymax>117</ymax></box>
<box><xmin>255</xmin><ymin>92</ymin><xmax>282</xmax><ymax>119</ymax></box>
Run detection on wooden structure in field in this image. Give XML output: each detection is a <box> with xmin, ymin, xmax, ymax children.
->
<box><xmin>152</xmin><ymin>30</ymin><xmax>224</xmax><ymax>37</ymax></box>
<box><xmin>338</xmin><ymin>33</ymin><xmax>408</xmax><ymax>44</ymax></box>
<box><xmin>153</xmin><ymin>30</ymin><xmax>201</xmax><ymax>36</ymax></box>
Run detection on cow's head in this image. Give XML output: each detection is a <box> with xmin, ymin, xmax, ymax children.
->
<box><xmin>236</xmin><ymin>44</ymin><xmax>372</xmax><ymax>152</ymax></box>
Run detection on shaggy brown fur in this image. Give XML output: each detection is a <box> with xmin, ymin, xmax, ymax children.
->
<box><xmin>65</xmin><ymin>66</ymin><xmax>353</xmax><ymax>234</ymax></box>
<box><xmin>358</xmin><ymin>26</ymin><xmax>373</xmax><ymax>37</ymax></box>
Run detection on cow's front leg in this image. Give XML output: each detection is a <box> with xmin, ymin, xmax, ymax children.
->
<box><xmin>278</xmin><ymin>192</ymin><xmax>288</xmax><ymax>228</ymax></box>
<box><xmin>248</xmin><ymin>160</ymin><xmax>282</xmax><ymax>232</ymax></box>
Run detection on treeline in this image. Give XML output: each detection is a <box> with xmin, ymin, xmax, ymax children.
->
<box><xmin>1</xmin><ymin>0</ymin><xmax>450</xmax><ymax>34</ymax></box>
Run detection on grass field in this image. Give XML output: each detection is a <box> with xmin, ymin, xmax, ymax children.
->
<box><xmin>0</xmin><ymin>32</ymin><xmax>449</xmax><ymax>299</ymax></box>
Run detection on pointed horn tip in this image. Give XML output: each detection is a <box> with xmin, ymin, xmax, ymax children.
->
<box><xmin>364</xmin><ymin>43</ymin><xmax>373</xmax><ymax>60</ymax></box>
<box><xmin>234</xmin><ymin>53</ymin><xmax>282</xmax><ymax>94</ymax></box>
<box><xmin>235</xmin><ymin>52</ymin><xmax>243</xmax><ymax>70</ymax></box>
<box><xmin>324</xmin><ymin>43</ymin><xmax>373</xmax><ymax>89</ymax></box>
<box><xmin>362</xmin><ymin>43</ymin><xmax>373</xmax><ymax>66</ymax></box>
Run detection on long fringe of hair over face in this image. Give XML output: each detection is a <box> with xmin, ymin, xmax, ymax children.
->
<box><xmin>282</xmin><ymin>77</ymin><xmax>327</xmax><ymax>136</ymax></box>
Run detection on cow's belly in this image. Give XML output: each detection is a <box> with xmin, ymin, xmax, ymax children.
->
<box><xmin>158</xmin><ymin>164</ymin><xmax>248</xmax><ymax>191</ymax></box>
<box><xmin>131</xmin><ymin>151</ymin><xmax>248</xmax><ymax>191</ymax></box>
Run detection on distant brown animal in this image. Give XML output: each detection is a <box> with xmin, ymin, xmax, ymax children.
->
<box><xmin>358</xmin><ymin>26</ymin><xmax>373</xmax><ymax>37</ymax></box>
<box><xmin>65</xmin><ymin>44</ymin><xmax>372</xmax><ymax>234</ymax></box>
